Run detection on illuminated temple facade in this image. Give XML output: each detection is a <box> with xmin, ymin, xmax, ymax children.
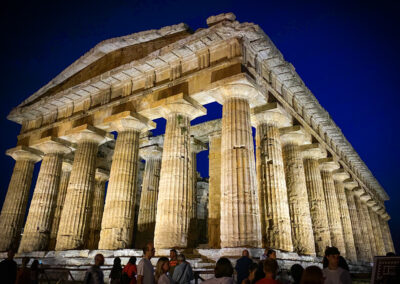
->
<box><xmin>0</xmin><ymin>13</ymin><xmax>394</xmax><ymax>264</ymax></box>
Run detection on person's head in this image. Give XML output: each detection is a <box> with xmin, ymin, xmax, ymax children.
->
<box><xmin>242</xmin><ymin>249</ymin><xmax>249</xmax><ymax>257</ymax></box>
<box><xmin>263</xmin><ymin>258</ymin><xmax>278</xmax><ymax>279</ymax></box>
<box><xmin>177</xmin><ymin>254</ymin><xmax>186</xmax><ymax>263</ymax></box>
<box><xmin>31</xmin><ymin>259</ymin><xmax>39</xmax><ymax>270</ymax></box>
<box><xmin>94</xmin><ymin>254</ymin><xmax>105</xmax><ymax>266</ymax></box>
<box><xmin>155</xmin><ymin>257</ymin><xmax>170</xmax><ymax>282</ymax></box>
<box><xmin>324</xmin><ymin>247</ymin><xmax>340</xmax><ymax>269</ymax></box>
<box><xmin>21</xmin><ymin>257</ymin><xmax>30</xmax><ymax>267</ymax></box>
<box><xmin>128</xmin><ymin>256</ymin><xmax>137</xmax><ymax>265</ymax></box>
<box><xmin>267</xmin><ymin>249</ymin><xmax>276</xmax><ymax>259</ymax></box>
<box><xmin>290</xmin><ymin>264</ymin><xmax>304</xmax><ymax>284</ymax></box>
<box><xmin>170</xmin><ymin>249</ymin><xmax>177</xmax><ymax>260</ymax></box>
<box><xmin>113</xmin><ymin>257</ymin><xmax>121</xmax><ymax>266</ymax></box>
<box><xmin>7</xmin><ymin>249</ymin><xmax>15</xmax><ymax>260</ymax></box>
<box><xmin>214</xmin><ymin>257</ymin><xmax>233</xmax><ymax>278</ymax></box>
<box><xmin>264</xmin><ymin>248</ymin><xmax>269</xmax><ymax>255</ymax></box>
<box><xmin>386</xmin><ymin>252</ymin><xmax>396</xmax><ymax>257</ymax></box>
<box><xmin>300</xmin><ymin>266</ymin><xmax>323</xmax><ymax>284</ymax></box>
<box><xmin>143</xmin><ymin>243</ymin><xmax>155</xmax><ymax>259</ymax></box>
<box><xmin>248</xmin><ymin>262</ymin><xmax>259</xmax><ymax>281</ymax></box>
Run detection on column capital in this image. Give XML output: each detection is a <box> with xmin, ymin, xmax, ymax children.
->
<box><xmin>300</xmin><ymin>143</ymin><xmax>327</xmax><ymax>160</ymax></box>
<box><xmin>6</xmin><ymin>145</ymin><xmax>42</xmax><ymax>162</ymax></box>
<box><xmin>30</xmin><ymin>136</ymin><xmax>73</xmax><ymax>155</ymax></box>
<box><xmin>95</xmin><ymin>168</ymin><xmax>109</xmax><ymax>182</ymax></box>
<box><xmin>319</xmin><ymin>157</ymin><xmax>340</xmax><ymax>172</ymax></box>
<box><xmin>372</xmin><ymin>204</ymin><xmax>381</xmax><ymax>212</ymax></box>
<box><xmin>251</xmin><ymin>103</ymin><xmax>291</xmax><ymax>128</ymax></box>
<box><xmin>280</xmin><ymin>125</ymin><xmax>311</xmax><ymax>145</ymax></box>
<box><xmin>367</xmin><ymin>199</ymin><xmax>377</xmax><ymax>207</ymax></box>
<box><xmin>191</xmin><ymin>137</ymin><xmax>207</xmax><ymax>153</ymax></box>
<box><xmin>63</xmin><ymin>124</ymin><xmax>113</xmax><ymax>145</ymax></box>
<box><xmin>103</xmin><ymin>111</ymin><xmax>156</xmax><ymax>133</ymax></box>
<box><xmin>360</xmin><ymin>192</ymin><xmax>372</xmax><ymax>202</ymax></box>
<box><xmin>343</xmin><ymin>178</ymin><xmax>358</xmax><ymax>190</ymax></box>
<box><xmin>352</xmin><ymin>186</ymin><xmax>366</xmax><ymax>197</ymax></box>
<box><xmin>212</xmin><ymin>80</ymin><xmax>266</xmax><ymax>106</ymax></box>
<box><xmin>139</xmin><ymin>145</ymin><xmax>163</xmax><ymax>160</ymax></box>
<box><xmin>62</xmin><ymin>160</ymin><xmax>73</xmax><ymax>172</ymax></box>
<box><xmin>332</xmin><ymin>168</ymin><xmax>350</xmax><ymax>181</ymax></box>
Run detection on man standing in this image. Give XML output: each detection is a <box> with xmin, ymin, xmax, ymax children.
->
<box><xmin>235</xmin><ymin>250</ymin><xmax>254</xmax><ymax>284</ymax></box>
<box><xmin>172</xmin><ymin>254</ymin><xmax>194</xmax><ymax>284</ymax></box>
<box><xmin>0</xmin><ymin>249</ymin><xmax>17</xmax><ymax>284</ymax></box>
<box><xmin>84</xmin><ymin>254</ymin><xmax>105</xmax><ymax>284</ymax></box>
<box><xmin>169</xmin><ymin>249</ymin><xmax>178</xmax><ymax>276</ymax></box>
<box><xmin>137</xmin><ymin>243</ymin><xmax>155</xmax><ymax>284</ymax></box>
<box><xmin>323</xmin><ymin>247</ymin><xmax>352</xmax><ymax>284</ymax></box>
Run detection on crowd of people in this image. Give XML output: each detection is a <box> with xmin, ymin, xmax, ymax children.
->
<box><xmin>0</xmin><ymin>243</ymin><xmax>396</xmax><ymax>284</ymax></box>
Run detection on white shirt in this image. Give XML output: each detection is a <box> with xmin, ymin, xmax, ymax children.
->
<box><xmin>137</xmin><ymin>258</ymin><xmax>155</xmax><ymax>284</ymax></box>
<box><xmin>323</xmin><ymin>267</ymin><xmax>352</xmax><ymax>284</ymax></box>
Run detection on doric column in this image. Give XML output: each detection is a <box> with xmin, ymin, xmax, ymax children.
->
<box><xmin>218</xmin><ymin>85</ymin><xmax>261</xmax><ymax>248</ymax></box>
<box><xmin>353</xmin><ymin>193</ymin><xmax>373</xmax><ymax>261</ymax></box>
<box><xmin>48</xmin><ymin>160</ymin><xmax>72</xmax><ymax>250</ymax></box>
<box><xmin>319</xmin><ymin>158</ymin><xmax>346</xmax><ymax>256</ymax></box>
<box><xmin>332</xmin><ymin>169</ymin><xmax>357</xmax><ymax>262</ymax></box>
<box><xmin>197</xmin><ymin>180</ymin><xmax>209</xmax><ymax>244</ymax></box>
<box><xmin>251</xmin><ymin>103</ymin><xmax>293</xmax><ymax>251</ymax></box>
<box><xmin>280</xmin><ymin>126</ymin><xmax>315</xmax><ymax>255</ymax></box>
<box><xmin>300</xmin><ymin>144</ymin><xmax>331</xmax><ymax>257</ymax></box>
<box><xmin>380</xmin><ymin>215</ymin><xmax>395</xmax><ymax>253</ymax></box>
<box><xmin>154</xmin><ymin>94</ymin><xmax>206</xmax><ymax>248</ymax></box>
<box><xmin>136</xmin><ymin>146</ymin><xmax>162</xmax><ymax>249</ymax></box>
<box><xmin>368</xmin><ymin>205</ymin><xmax>386</xmax><ymax>256</ymax></box>
<box><xmin>208</xmin><ymin>132</ymin><xmax>222</xmax><ymax>248</ymax></box>
<box><xmin>359</xmin><ymin>192</ymin><xmax>377</xmax><ymax>258</ymax></box>
<box><xmin>99</xmin><ymin>111</ymin><xmax>154</xmax><ymax>249</ymax></box>
<box><xmin>0</xmin><ymin>146</ymin><xmax>41</xmax><ymax>251</ymax></box>
<box><xmin>19</xmin><ymin>137</ymin><xmax>72</xmax><ymax>252</ymax></box>
<box><xmin>56</xmin><ymin>125</ymin><xmax>111</xmax><ymax>250</ymax></box>
<box><xmin>87</xmin><ymin>169</ymin><xmax>109</xmax><ymax>249</ymax></box>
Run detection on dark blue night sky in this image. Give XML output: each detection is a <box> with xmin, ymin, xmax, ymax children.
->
<box><xmin>0</xmin><ymin>0</ymin><xmax>399</xmax><ymax>252</ymax></box>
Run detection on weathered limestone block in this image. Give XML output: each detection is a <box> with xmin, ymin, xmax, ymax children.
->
<box><xmin>360</xmin><ymin>200</ymin><xmax>377</xmax><ymax>257</ymax></box>
<box><xmin>0</xmin><ymin>146</ymin><xmax>41</xmax><ymax>251</ymax></box>
<box><xmin>353</xmin><ymin>194</ymin><xmax>373</xmax><ymax>261</ymax></box>
<box><xmin>49</xmin><ymin>161</ymin><xmax>72</xmax><ymax>250</ymax></box>
<box><xmin>208</xmin><ymin>133</ymin><xmax>222</xmax><ymax>248</ymax></box>
<box><xmin>280</xmin><ymin>126</ymin><xmax>315</xmax><ymax>255</ymax></box>
<box><xmin>86</xmin><ymin>169</ymin><xmax>109</xmax><ymax>249</ymax></box>
<box><xmin>99</xmin><ymin>112</ymin><xmax>154</xmax><ymax>249</ymax></box>
<box><xmin>19</xmin><ymin>137</ymin><xmax>72</xmax><ymax>252</ymax></box>
<box><xmin>368</xmin><ymin>207</ymin><xmax>386</xmax><ymax>256</ymax></box>
<box><xmin>251</xmin><ymin>103</ymin><xmax>293</xmax><ymax>251</ymax></box>
<box><xmin>301</xmin><ymin>144</ymin><xmax>331</xmax><ymax>257</ymax></box>
<box><xmin>319</xmin><ymin>158</ymin><xmax>346</xmax><ymax>256</ymax></box>
<box><xmin>344</xmin><ymin>188</ymin><xmax>364</xmax><ymax>261</ymax></box>
<box><xmin>219</xmin><ymin>85</ymin><xmax>261</xmax><ymax>248</ymax></box>
<box><xmin>136</xmin><ymin>146</ymin><xmax>162</xmax><ymax>249</ymax></box>
<box><xmin>56</xmin><ymin>125</ymin><xmax>112</xmax><ymax>250</ymax></box>
<box><xmin>154</xmin><ymin>94</ymin><xmax>206</xmax><ymax>249</ymax></box>
<box><xmin>332</xmin><ymin>170</ymin><xmax>357</xmax><ymax>262</ymax></box>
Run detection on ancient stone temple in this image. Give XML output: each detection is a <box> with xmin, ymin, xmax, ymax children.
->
<box><xmin>0</xmin><ymin>12</ymin><xmax>395</xmax><ymax>275</ymax></box>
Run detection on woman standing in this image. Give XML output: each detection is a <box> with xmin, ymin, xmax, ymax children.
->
<box><xmin>155</xmin><ymin>257</ymin><xmax>173</xmax><ymax>284</ymax></box>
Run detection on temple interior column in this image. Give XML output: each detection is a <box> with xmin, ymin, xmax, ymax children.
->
<box><xmin>300</xmin><ymin>143</ymin><xmax>331</xmax><ymax>257</ymax></box>
<box><xmin>86</xmin><ymin>169</ymin><xmax>109</xmax><ymax>249</ymax></box>
<box><xmin>368</xmin><ymin>205</ymin><xmax>386</xmax><ymax>256</ymax></box>
<box><xmin>280</xmin><ymin>126</ymin><xmax>315</xmax><ymax>255</ymax></box>
<box><xmin>136</xmin><ymin>146</ymin><xmax>162</xmax><ymax>248</ymax></box>
<box><xmin>208</xmin><ymin>132</ymin><xmax>222</xmax><ymax>248</ymax></box>
<box><xmin>219</xmin><ymin>85</ymin><xmax>261</xmax><ymax>248</ymax></box>
<box><xmin>320</xmin><ymin>158</ymin><xmax>346</xmax><ymax>256</ymax></box>
<box><xmin>353</xmin><ymin>192</ymin><xmax>373</xmax><ymax>261</ymax></box>
<box><xmin>99</xmin><ymin>112</ymin><xmax>154</xmax><ymax>249</ymax></box>
<box><xmin>48</xmin><ymin>160</ymin><xmax>72</xmax><ymax>250</ymax></box>
<box><xmin>0</xmin><ymin>146</ymin><xmax>41</xmax><ymax>251</ymax></box>
<box><xmin>251</xmin><ymin>103</ymin><xmax>293</xmax><ymax>251</ymax></box>
<box><xmin>56</xmin><ymin>125</ymin><xmax>111</xmax><ymax>250</ymax></box>
<box><xmin>154</xmin><ymin>94</ymin><xmax>206</xmax><ymax>249</ymax></box>
<box><xmin>333</xmin><ymin>169</ymin><xmax>357</xmax><ymax>262</ymax></box>
<box><xmin>19</xmin><ymin>137</ymin><xmax>72</xmax><ymax>252</ymax></box>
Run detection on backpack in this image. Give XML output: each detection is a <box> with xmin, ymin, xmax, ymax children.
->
<box><xmin>121</xmin><ymin>272</ymin><xmax>131</xmax><ymax>284</ymax></box>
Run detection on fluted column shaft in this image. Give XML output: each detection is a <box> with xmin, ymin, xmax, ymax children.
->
<box><xmin>255</xmin><ymin>121</ymin><xmax>292</xmax><ymax>251</ymax></box>
<box><xmin>154</xmin><ymin>114</ymin><xmax>192</xmax><ymax>248</ymax></box>
<box><xmin>334</xmin><ymin>179</ymin><xmax>357</xmax><ymax>261</ymax></box>
<box><xmin>361</xmin><ymin>201</ymin><xmax>377</xmax><ymax>257</ymax></box>
<box><xmin>368</xmin><ymin>207</ymin><xmax>386</xmax><ymax>256</ymax></box>
<box><xmin>220</xmin><ymin>97</ymin><xmax>261</xmax><ymax>247</ymax></box>
<box><xmin>354</xmin><ymin>196</ymin><xmax>373</xmax><ymax>261</ymax></box>
<box><xmin>345</xmin><ymin>190</ymin><xmax>364</xmax><ymax>260</ymax></box>
<box><xmin>188</xmin><ymin>151</ymin><xmax>198</xmax><ymax>248</ymax></box>
<box><xmin>320</xmin><ymin>169</ymin><xmax>346</xmax><ymax>255</ymax></box>
<box><xmin>380</xmin><ymin>218</ymin><xmax>395</xmax><ymax>253</ymax></box>
<box><xmin>208</xmin><ymin>134</ymin><xmax>221</xmax><ymax>248</ymax></box>
<box><xmin>136</xmin><ymin>156</ymin><xmax>161</xmax><ymax>248</ymax></box>
<box><xmin>99</xmin><ymin>130</ymin><xmax>140</xmax><ymax>249</ymax></box>
<box><xmin>281</xmin><ymin>136</ymin><xmax>315</xmax><ymax>255</ymax></box>
<box><xmin>48</xmin><ymin>162</ymin><xmax>72</xmax><ymax>250</ymax></box>
<box><xmin>56</xmin><ymin>140</ymin><xmax>99</xmax><ymax>250</ymax></box>
<box><xmin>0</xmin><ymin>147</ymin><xmax>40</xmax><ymax>251</ymax></box>
<box><xmin>303</xmin><ymin>158</ymin><xmax>331</xmax><ymax>256</ymax></box>
<box><xmin>87</xmin><ymin>171</ymin><xmax>108</xmax><ymax>249</ymax></box>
